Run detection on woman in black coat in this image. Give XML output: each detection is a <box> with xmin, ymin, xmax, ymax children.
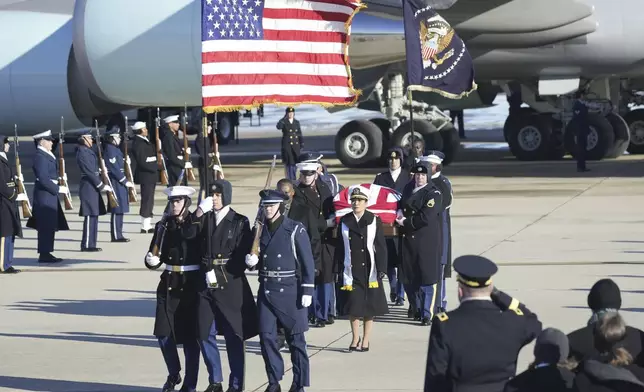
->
<box><xmin>336</xmin><ymin>186</ymin><xmax>388</xmax><ymax>352</ymax></box>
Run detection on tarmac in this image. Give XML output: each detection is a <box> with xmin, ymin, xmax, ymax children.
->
<box><xmin>1</xmin><ymin>134</ymin><xmax>644</xmax><ymax>392</ymax></box>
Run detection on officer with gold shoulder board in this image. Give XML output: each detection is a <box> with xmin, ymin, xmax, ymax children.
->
<box><xmin>424</xmin><ymin>255</ymin><xmax>542</xmax><ymax>392</ymax></box>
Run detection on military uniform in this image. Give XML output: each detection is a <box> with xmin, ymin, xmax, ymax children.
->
<box><xmin>0</xmin><ymin>135</ymin><xmax>23</xmax><ymax>273</ymax></box>
<box><xmin>162</xmin><ymin>115</ymin><xmax>187</xmax><ymax>186</ymax></box>
<box><xmin>130</xmin><ymin>122</ymin><xmax>158</xmax><ymax>233</ymax></box>
<box><xmin>194</xmin><ymin>131</ymin><xmax>216</xmax><ymax>202</ymax></box>
<box><xmin>277</xmin><ymin>107</ymin><xmax>303</xmax><ymax>181</ymax></box>
<box><xmin>194</xmin><ymin>180</ymin><xmax>259</xmax><ymax>392</ymax></box>
<box><xmin>103</xmin><ymin>127</ymin><xmax>132</xmax><ymax>242</ymax></box>
<box><xmin>76</xmin><ymin>132</ymin><xmax>107</xmax><ymax>252</ymax></box>
<box><xmin>144</xmin><ymin>186</ymin><xmax>202</xmax><ymax>392</ymax></box>
<box><xmin>248</xmin><ymin>189</ymin><xmax>315</xmax><ymax>392</ymax></box>
<box><xmin>26</xmin><ymin>130</ymin><xmax>69</xmax><ymax>262</ymax></box>
<box><xmin>424</xmin><ymin>255</ymin><xmax>542</xmax><ymax>392</ymax></box>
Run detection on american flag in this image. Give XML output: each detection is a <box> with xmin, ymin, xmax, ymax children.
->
<box><xmin>333</xmin><ymin>183</ymin><xmax>401</xmax><ymax>224</ymax></box>
<box><xmin>201</xmin><ymin>0</ymin><xmax>363</xmax><ymax>112</ymax></box>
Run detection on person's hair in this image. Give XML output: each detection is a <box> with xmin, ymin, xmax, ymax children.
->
<box><xmin>412</xmin><ymin>137</ymin><xmax>425</xmax><ymax>147</ymax></box>
<box><xmin>277</xmin><ymin>178</ymin><xmax>293</xmax><ymax>190</ymax></box>
<box><xmin>458</xmin><ymin>283</ymin><xmax>493</xmax><ymax>298</ymax></box>
<box><xmin>594</xmin><ymin>312</ymin><xmax>633</xmax><ymax>367</ymax></box>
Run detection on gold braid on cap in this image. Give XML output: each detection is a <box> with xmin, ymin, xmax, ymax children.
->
<box><xmin>457</xmin><ymin>275</ymin><xmax>492</xmax><ymax>288</ymax></box>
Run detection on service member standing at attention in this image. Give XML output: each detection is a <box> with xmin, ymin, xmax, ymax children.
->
<box><xmin>0</xmin><ymin>134</ymin><xmax>25</xmax><ymax>274</ymax></box>
<box><xmin>396</xmin><ymin>162</ymin><xmax>442</xmax><ymax>326</ymax></box>
<box><xmin>245</xmin><ymin>189</ymin><xmax>316</xmax><ymax>392</ymax></box>
<box><xmin>162</xmin><ymin>115</ymin><xmax>187</xmax><ymax>186</ymax></box>
<box><xmin>424</xmin><ymin>255</ymin><xmax>542</xmax><ymax>392</ymax></box>
<box><xmin>572</xmin><ymin>94</ymin><xmax>591</xmax><ymax>173</ymax></box>
<box><xmin>103</xmin><ymin>126</ymin><xmax>134</xmax><ymax>243</ymax></box>
<box><xmin>277</xmin><ymin>107</ymin><xmax>303</xmax><ymax>181</ymax></box>
<box><xmin>28</xmin><ymin>130</ymin><xmax>69</xmax><ymax>263</ymax></box>
<box><xmin>144</xmin><ymin>186</ymin><xmax>202</xmax><ymax>392</ymax></box>
<box><xmin>192</xmin><ymin>180</ymin><xmax>259</xmax><ymax>392</ymax></box>
<box><xmin>130</xmin><ymin>121</ymin><xmax>158</xmax><ymax>233</ymax></box>
<box><xmin>76</xmin><ymin>131</ymin><xmax>110</xmax><ymax>252</ymax></box>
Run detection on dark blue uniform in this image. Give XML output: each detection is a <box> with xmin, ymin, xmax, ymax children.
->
<box><xmin>76</xmin><ymin>142</ymin><xmax>107</xmax><ymax>251</ymax></box>
<box><xmin>573</xmin><ymin>99</ymin><xmax>589</xmax><ymax>171</ymax></box>
<box><xmin>432</xmin><ymin>173</ymin><xmax>453</xmax><ymax>311</ymax></box>
<box><xmin>0</xmin><ymin>141</ymin><xmax>22</xmax><ymax>273</ymax></box>
<box><xmin>277</xmin><ymin>107</ymin><xmax>303</xmax><ymax>181</ymax></box>
<box><xmin>104</xmin><ymin>140</ymin><xmax>130</xmax><ymax>242</ymax></box>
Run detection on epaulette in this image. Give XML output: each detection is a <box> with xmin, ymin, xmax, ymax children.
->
<box><xmin>436</xmin><ymin>312</ymin><xmax>449</xmax><ymax>322</ymax></box>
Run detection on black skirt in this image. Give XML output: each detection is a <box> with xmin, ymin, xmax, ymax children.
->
<box><xmin>340</xmin><ymin>277</ymin><xmax>389</xmax><ymax>318</ymax></box>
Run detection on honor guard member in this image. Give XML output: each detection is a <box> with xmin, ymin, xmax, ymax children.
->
<box><xmin>27</xmin><ymin>130</ymin><xmax>69</xmax><ymax>263</ymax></box>
<box><xmin>192</xmin><ymin>180</ymin><xmax>259</xmax><ymax>392</ymax></box>
<box><xmin>572</xmin><ymin>93</ymin><xmax>591</xmax><ymax>172</ymax></box>
<box><xmin>245</xmin><ymin>189</ymin><xmax>316</xmax><ymax>392</ymax></box>
<box><xmin>76</xmin><ymin>131</ymin><xmax>110</xmax><ymax>252</ymax></box>
<box><xmin>424</xmin><ymin>255</ymin><xmax>542</xmax><ymax>392</ymax></box>
<box><xmin>298</xmin><ymin>152</ymin><xmax>341</xmax><ymax>196</ymax></box>
<box><xmin>131</xmin><ymin>121</ymin><xmax>158</xmax><ymax>233</ymax></box>
<box><xmin>144</xmin><ymin>186</ymin><xmax>202</xmax><ymax>392</ymax></box>
<box><xmin>0</xmin><ymin>134</ymin><xmax>25</xmax><ymax>273</ymax></box>
<box><xmin>277</xmin><ymin>107</ymin><xmax>303</xmax><ymax>181</ymax></box>
<box><xmin>162</xmin><ymin>115</ymin><xmax>188</xmax><ymax>186</ymax></box>
<box><xmin>103</xmin><ymin>126</ymin><xmax>134</xmax><ymax>242</ymax></box>
<box><xmin>373</xmin><ymin>147</ymin><xmax>410</xmax><ymax>306</ymax></box>
<box><xmin>396</xmin><ymin>161</ymin><xmax>442</xmax><ymax>326</ymax></box>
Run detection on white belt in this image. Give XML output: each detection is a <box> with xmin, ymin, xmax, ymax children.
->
<box><xmin>165</xmin><ymin>265</ymin><xmax>200</xmax><ymax>272</ymax></box>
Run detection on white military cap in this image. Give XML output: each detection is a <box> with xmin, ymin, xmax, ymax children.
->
<box><xmin>33</xmin><ymin>130</ymin><xmax>54</xmax><ymax>140</ymax></box>
<box><xmin>296</xmin><ymin>162</ymin><xmax>320</xmax><ymax>172</ymax></box>
<box><xmin>132</xmin><ymin>121</ymin><xmax>147</xmax><ymax>131</ymax></box>
<box><xmin>163</xmin><ymin>115</ymin><xmax>180</xmax><ymax>124</ymax></box>
<box><xmin>349</xmin><ymin>185</ymin><xmax>370</xmax><ymax>201</ymax></box>
<box><xmin>417</xmin><ymin>154</ymin><xmax>443</xmax><ymax>165</ymax></box>
<box><xmin>163</xmin><ymin>186</ymin><xmax>196</xmax><ymax>199</ymax></box>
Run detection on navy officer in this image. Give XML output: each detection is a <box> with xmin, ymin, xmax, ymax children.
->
<box><xmin>103</xmin><ymin>126</ymin><xmax>135</xmax><ymax>242</ymax></box>
<box><xmin>277</xmin><ymin>107</ymin><xmax>303</xmax><ymax>181</ymax></box>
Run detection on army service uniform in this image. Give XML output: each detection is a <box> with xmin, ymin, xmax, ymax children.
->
<box><xmin>76</xmin><ymin>136</ymin><xmax>107</xmax><ymax>252</ymax></box>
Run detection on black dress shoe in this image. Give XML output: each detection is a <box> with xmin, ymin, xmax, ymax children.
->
<box><xmin>162</xmin><ymin>374</ymin><xmax>182</xmax><ymax>392</ymax></box>
<box><xmin>140</xmin><ymin>229</ymin><xmax>148</xmax><ymax>234</ymax></box>
<box><xmin>111</xmin><ymin>238</ymin><xmax>130</xmax><ymax>243</ymax></box>
<box><xmin>407</xmin><ymin>307</ymin><xmax>415</xmax><ymax>318</ymax></box>
<box><xmin>349</xmin><ymin>337</ymin><xmax>361</xmax><ymax>352</ymax></box>
<box><xmin>288</xmin><ymin>385</ymin><xmax>304</xmax><ymax>392</ymax></box>
<box><xmin>414</xmin><ymin>311</ymin><xmax>422</xmax><ymax>321</ymax></box>
<box><xmin>225</xmin><ymin>387</ymin><xmax>242</xmax><ymax>392</ymax></box>
<box><xmin>204</xmin><ymin>383</ymin><xmax>224</xmax><ymax>392</ymax></box>
<box><xmin>395</xmin><ymin>298</ymin><xmax>404</xmax><ymax>306</ymax></box>
<box><xmin>264</xmin><ymin>384</ymin><xmax>281</xmax><ymax>392</ymax></box>
<box><xmin>314</xmin><ymin>320</ymin><xmax>326</xmax><ymax>328</ymax></box>
<box><xmin>0</xmin><ymin>267</ymin><xmax>21</xmax><ymax>274</ymax></box>
<box><xmin>179</xmin><ymin>387</ymin><xmax>196</xmax><ymax>392</ymax></box>
<box><xmin>421</xmin><ymin>317</ymin><xmax>431</xmax><ymax>326</ymax></box>
<box><xmin>325</xmin><ymin>315</ymin><xmax>335</xmax><ymax>325</ymax></box>
<box><xmin>390</xmin><ymin>293</ymin><xmax>397</xmax><ymax>303</ymax></box>
<box><xmin>81</xmin><ymin>247</ymin><xmax>102</xmax><ymax>252</ymax></box>
<box><xmin>38</xmin><ymin>253</ymin><xmax>62</xmax><ymax>263</ymax></box>
<box><xmin>148</xmin><ymin>228</ymin><xmax>155</xmax><ymax>234</ymax></box>
<box><xmin>361</xmin><ymin>343</ymin><xmax>370</xmax><ymax>352</ymax></box>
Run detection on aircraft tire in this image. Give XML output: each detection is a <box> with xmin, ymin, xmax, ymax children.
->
<box><xmin>604</xmin><ymin>112</ymin><xmax>631</xmax><ymax>159</ymax></box>
<box><xmin>335</xmin><ymin>119</ymin><xmax>383</xmax><ymax>167</ymax></box>
<box><xmin>216</xmin><ymin>114</ymin><xmax>233</xmax><ymax>145</ymax></box>
<box><xmin>506</xmin><ymin>113</ymin><xmax>552</xmax><ymax>161</ymax></box>
<box><xmin>369</xmin><ymin>118</ymin><xmax>393</xmax><ymax>166</ymax></box>
<box><xmin>624</xmin><ymin>109</ymin><xmax>644</xmax><ymax>154</ymax></box>
<box><xmin>503</xmin><ymin>108</ymin><xmax>536</xmax><ymax>143</ymax></box>
<box><xmin>433</xmin><ymin>122</ymin><xmax>460</xmax><ymax>166</ymax></box>
<box><xmin>391</xmin><ymin>119</ymin><xmax>444</xmax><ymax>154</ymax></box>
<box><xmin>564</xmin><ymin>114</ymin><xmax>615</xmax><ymax>161</ymax></box>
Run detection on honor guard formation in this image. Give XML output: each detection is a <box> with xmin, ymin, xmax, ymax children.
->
<box><xmin>2</xmin><ymin>109</ymin><xmax>644</xmax><ymax>392</ymax></box>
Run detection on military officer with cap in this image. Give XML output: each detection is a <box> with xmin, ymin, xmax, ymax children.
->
<box><xmin>245</xmin><ymin>189</ymin><xmax>315</xmax><ymax>392</ymax></box>
<box><xmin>76</xmin><ymin>130</ymin><xmax>110</xmax><ymax>252</ymax></box>
<box><xmin>0</xmin><ymin>134</ymin><xmax>25</xmax><ymax>273</ymax></box>
<box><xmin>191</xmin><ymin>179</ymin><xmax>259</xmax><ymax>392</ymax></box>
<box><xmin>298</xmin><ymin>152</ymin><xmax>341</xmax><ymax>197</ymax></box>
<box><xmin>103</xmin><ymin>126</ymin><xmax>134</xmax><ymax>242</ymax></box>
<box><xmin>425</xmin><ymin>255</ymin><xmax>542</xmax><ymax>392</ymax></box>
<box><xmin>396</xmin><ymin>161</ymin><xmax>442</xmax><ymax>325</ymax></box>
<box><xmin>26</xmin><ymin>130</ymin><xmax>69</xmax><ymax>263</ymax></box>
<box><xmin>277</xmin><ymin>107</ymin><xmax>303</xmax><ymax>181</ymax></box>
<box><xmin>162</xmin><ymin>115</ymin><xmax>188</xmax><ymax>186</ymax></box>
<box><xmin>145</xmin><ymin>185</ymin><xmax>203</xmax><ymax>392</ymax></box>
<box><xmin>130</xmin><ymin>121</ymin><xmax>159</xmax><ymax>233</ymax></box>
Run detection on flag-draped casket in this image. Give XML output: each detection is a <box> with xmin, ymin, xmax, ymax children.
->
<box><xmin>333</xmin><ymin>183</ymin><xmax>401</xmax><ymax>236</ymax></box>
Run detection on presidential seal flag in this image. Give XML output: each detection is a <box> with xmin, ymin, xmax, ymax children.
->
<box><xmin>201</xmin><ymin>0</ymin><xmax>364</xmax><ymax>113</ymax></box>
<box><xmin>402</xmin><ymin>0</ymin><xmax>476</xmax><ymax>99</ymax></box>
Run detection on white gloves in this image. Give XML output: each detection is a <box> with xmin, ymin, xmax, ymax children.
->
<box><xmin>145</xmin><ymin>252</ymin><xmax>162</xmax><ymax>268</ymax></box>
<box><xmin>206</xmin><ymin>270</ymin><xmax>217</xmax><ymax>286</ymax></box>
<box><xmin>396</xmin><ymin>216</ymin><xmax>406</xmax><ymax>226</ymax></box>
<box><xmin>301</xmin><ymin>295</ymin><xmax>312</xmax><ymax>308</ymax></box>
<box><xmin>58</xmin><ymin>174</ymin><xmax>68</xmax><ymax>182</ymax></box>
<box><xmin>212</xmin><ymin>164</ymin><xmax>222</xmax><ymax>173</ymax></box>
<box><xmin>215</xmin><ymin>151</ymin><xmax>220</xmax><ymax>159</ymax></box>
<box><xmin>199</xmin><ymin>196</ymin><xmax>214</xmax><ymax>213</ymax></box>
<box><xmin>15</xmin><ymin>174</ymin><xmax>24</xmax><ymax>182</ymax></box>
<box><xmin>326</xmin><ymin>218</ymin><xmax>336</xmax><ymax>228</ymax></box>
<box><xmin>125</xmin><ymin>156</ymin><xmax>131</xmax><ymax>165</ymax></box>
<box><xmin>101</xmin><ymin>185</ymin><xmax>113</xmax><ymax>193</ymax></box>
<box><xmin>125</xmin><ymin>181</ymin><xmax>135</xmax><ymax>188</ymax></box>
<box><xmin>15</xmin><ymin>193</ymin><xmax>28</xmax><ymax>202</ymax></box>
<box><xmin>245</xmin><ymin>254</ymin><xmax>259</xmax><ymax>268</ymax></box>
<box><xmin>185</xmin><ymin>162</ymin><xmax>193</xmax><ymax>169</ymax></box>
<box><xmin>185</xmin><ymin>147</ymin><xmax>191</xmax><ymax>155</ymax></box>
<box><xmin>58</xmin><ymin>186</ymin><xmax>69</xmax><ymax>194</ymax></box>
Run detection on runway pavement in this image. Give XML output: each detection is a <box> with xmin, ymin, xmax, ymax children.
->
<box><xmin>1</xmin><ymin>140</ymin><xmax>644</xmax><ymax>391</ymax></box>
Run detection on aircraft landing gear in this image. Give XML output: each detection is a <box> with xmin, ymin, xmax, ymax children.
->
<box><xmin>624</xmin><ymin>109</ymin><xmax>644</xmax><ymax>154</ymax></box>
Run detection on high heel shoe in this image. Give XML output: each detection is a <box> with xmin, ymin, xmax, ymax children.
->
<box><xmin>361</xmin><ymin>342</ymin><xmax>370</xmax><ymax>352</ymax></box>
<box><xmin>349</xmin><ymin>337</ymin><xmax>361</xmax><ymax>352</ymax></box>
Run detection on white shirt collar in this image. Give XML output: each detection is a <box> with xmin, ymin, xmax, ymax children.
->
<box><xmin>215</xmin><ymin>205</ymin><xmax>230</xmax><ymax>226</ymax></box>
<box><xmin>136</xmin><ymin>135</ymin><xmax>150</xmax><ymax>142</ymax></box>
<box><xmin>37</xmin><ymin>145</ymin><xmax>56</xmax><ymax>159</ymax></box>
<box><xmin>0</xmin><ymin>152</ymin><xmax>6</xmax><ymax>161</ymax></box>
<box><xmin>460</xmin><ymin>296</ymin><xmax>493</xmax><ymax>304</ymax></box>
<box><xmin>390</xmin><ymin>167</ymin><xmax>401</xmax><ymax>181</ymax></box>
<box><xmin>431</xmin><ymin>172</ymin><xmax>440</xmax><ymax>179</ymax></box>
<box><xmin>412</xmin><ymin>183</ymin><xmax>427</xmax><ymax>194</ymax></box>
<box><xmin>353</xmin><ymin>212</ymin><xmax>364</xmax><ymax>222</ymax></box>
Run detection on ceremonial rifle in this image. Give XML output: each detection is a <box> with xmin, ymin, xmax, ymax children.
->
<box><xmin>250</xmin><ymin>155</ymin><xmax>277</xmax><ymax>256</ymax></box>
<box><xmin>94</xmin><ymin>121</ymin><xmax>119</xmax><ymax>208</ymax></box>
<box><xmin>209</xmin><ymin>114</ymin><xmax>225</xmax><ymax>181</ymax></box>
<box><xmin>59</xmin><ymin>117</ymin><xmax>74</xmax><ymax>210</ymax></box>
<box><xmin>183</xmin><ymin>103</ymin><xmax>196</xmax><ymax>182</ymax></box>
<box><xmin>13</xmin><ymin>124</ymin><xmax>32</xmax><ymax>218</ymax></box>
<box><xmin>153</xmin><ymin>166</ymin><xmax>187</xmax><ymax>253</ymax></box>
<box><xmin>122</xmin><ymin>116</ymin><xmax>138</xmax><ymax>203</ymax></box>
<box><xmin>155</xmin><ymin>108</ymin><xmax>169</xmax><ymax>185</ymax></box>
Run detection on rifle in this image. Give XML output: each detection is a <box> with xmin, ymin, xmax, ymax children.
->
<box><xmin>94</xmin><ymin>121</ymin><xmax>119</xmax><ymax>208</ymax></box>
<box><xmin>250</xmin><ymin>155</ymin><xmax>277</xmax><ymax>256</ymax></box>
<box><xmin>122</xmin><ymin>116</ymin><xmax>138</xmax><ymax>203</ymax></box>
<box><xmin>183</xmin><ymin>103</ymin><xmax>196</xmax><ymax>182</ymax></box>
<box><xmin>151</xmin><ymin>217</ymin><xmax>168</xmax><ymax>257</ymax></box>
<box><xmin>155</xmin><ymin>108</ymin><xmax>169</xmax><ymax>185</ymax></box>
<box><xmin>59</xmin><ymin>117</ymin><xmax>74</xmax><ymax>210</ymax></box>
<box><xmin>209</xmin><ymin>114</ymin><xmax>225</xmax><ymax>180</ymax></box>
<box><xmin>13</xmin><ymin>124</ymin><xmax>32</xmax><ymax>218</ymax></box>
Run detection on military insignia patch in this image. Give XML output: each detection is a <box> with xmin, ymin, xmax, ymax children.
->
<box><xmin>427</xmin><ymin>198</ymin><xmax>435</xmax><ymax>208</ymax></box>
<box><xmin>437</xmin><ymin>312</ymin><xmax>448</xmax><ymax>322</ymax></box>
<box><xmin>390</xmin><ymin>152</ymin><xmax>397</xmax><ymax>158</ymax></box>
<box><xmin>109</xmin><ymin>157</ymin><xmax>116</xmax><ymax>164</ymax></box>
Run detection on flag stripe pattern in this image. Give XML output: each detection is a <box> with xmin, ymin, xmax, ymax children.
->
<box><xmin>201</xmin><ymin>0</ymin><xmax>363</xmax><ymax>112</ymax></box>
<box><xmin>333</xmin><ymin>183</ymin><xmax>401</xmax><ymax>224</ymax></box>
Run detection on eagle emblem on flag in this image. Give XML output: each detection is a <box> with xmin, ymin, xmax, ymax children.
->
<box><xmin>419</xmin><ymin>15</ymin><xmax>455</xmax><ymax>70</ymax></box>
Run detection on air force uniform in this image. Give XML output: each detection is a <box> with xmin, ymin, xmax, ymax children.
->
<box><xmin>130</xmin><ymin>121</ymin><xmax>158</xmax><ymax>233</ymax></box>
<box><xmin>103</xmin><ymin>127</ymin><xmax>133</xmax><ymax>242</ymax></box>
<box><xmin>0</xmin><ymin>135</ymin><xmax>23</xmax><ymax>273</ymax></box>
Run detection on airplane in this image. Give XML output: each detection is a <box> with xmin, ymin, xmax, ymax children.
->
<box><xmin>1</xmin><ymin>0</ymin><xmax>643</xmax><ymax>168</ymax></box>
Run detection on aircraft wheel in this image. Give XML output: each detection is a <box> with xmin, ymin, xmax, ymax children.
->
<box><xmin>431</xmin><ymin>121</ymin><xmax>460</xmax><ymax>166</ymax></box>
<box><xmin>216</xmin><ymin>113</ymin><xmax>234</xmax><ymax>145</ymax></box>
<box><xmin>564</xmin><ymin>114</ymin><xmax>615</xmax><ymax>161</ymax></box>
<box><xmin>624</xmin><ymin>109</ymin><xmax>644</xmax><ymax>154</ymax></box>
<box><xmin>391</xmin><ymin>119</ymin><xmax>444</xmax><ymax>155</ymax></box>
<box><xmin>604</xmin><ymin>112</ymin><xmax>631</xmax><ymax>158</ymax></box>
<box><xmin>369</xmin><ymin>118</ymin><xmax>392</xmax><ymax>166</ymax></box>
<box><xmin>506</xmin><ymin>113</ymin><xmax>552</xmax><ymax>160</ymax></box>
<box><xmin>335</xmin><ymin>120</ymin><xmax>383</xmax><ymax>167</ymax></box>
<box><xmin>503</xmin><ymin>108</ymin><xmax>536</xmax><ymax>143</ymax></box>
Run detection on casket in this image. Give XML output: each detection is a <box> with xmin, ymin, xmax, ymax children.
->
<box><xmin>383</xmin><ymin>223</ymin><xmax>399</xmax><ymax>237</ymax></box>
<box><xmin>333</xmin><ymin>184</ymin><xmax>401</xmax><ymax>235</ymax></box>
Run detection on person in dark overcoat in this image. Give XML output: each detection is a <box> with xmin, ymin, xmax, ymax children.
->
<box><xmin>191</xmin><ymin>180</ymin><xmax>259</xmax><ymax>392</ymax></box>
<box><xmin>396</xmin><ymin>161</ymin><xmax>443</xmax><ymax>326</ymax></box>
<box><xmin>194</xmin><ymin>124</ymin><xmax>216</xmax><ymax>203</ymax></box>
<box><xmin>162</xmin><ymin>115</ymin><xmax>187</xmax><ymax>186</ymax></box>
<box><xmin>76</xmin><ymin>131</ymin><xmax>109</xmax><ymax>252</ymax></box>
<box><xmin>245</xmin><ymin>189</ymin><xmax>315</xmax><ymax>392</ymax></box>
<box><xmin>130</xmin><ymin>121</ymin><xmax>159</xmax><ymax>233</ymax></box>
<box><xmin>26</xmin><ymin>130</ymin><xmax>69</xmax><ymax>263</ymax></box>
<box><xmin>0</xmin><ymin>135</ymin><xmax>24</xmax><ymax>274</ymax></box>
<box><xmin>277</xmin><ymin>107</ymin><xmax>303</xmax><ymax>181</ymax></box>
<box><xmin>336</xmin><ymin>186</ymin><xmax>388</xmax><ymax>352</ymax></box>
<box><xmin>103</xmin><ymin>126</ymin><xmax>134</xmax><ymax>243</ymax></box>
<box><xmin>144</xmin><ymin>186</ymin><xmax>202</xmax><ymax>392</ymax></box>
<box><xmin>403</xmin><ymin>137</ymin><xmax>425</xmax><ymax>170</ymax></box>
<box><xmin>373</xmin><ymin>147</ymin><xmax>410</xmax><ymax>306</ymax></box>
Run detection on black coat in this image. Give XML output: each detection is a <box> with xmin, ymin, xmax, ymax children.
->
<box><xmin>131</xmin><ymin>135</ymin><xmax>158</xmax><ymax>185</ymax></box>
<box><xmin>569</xmin><ymin>325</ymin><xmax>644</xmax><ymax>367</ymax></box>
<box><xmin>503</xmin><ymin>365</ymin><xmax>575</xmax><ymax>392</ymax></box>
<box><xmin>373</xmin><ymin>169</ymin><xmax>411</xmax><ymax>193</ymax></box>
<box><xmin>277</xmin><ymin>117</ymin><xmax>302</xmax><ymax>165</ymax></box>
<box><xmin>432</xmin><ymin>174</ymin><xmax>453</xmax><ymax>278</ymax></box>
<box><xmin>161</xmin><ymin>129</ymin><xmax>184</xmax><ymax>183</ymax></box>
<box><xmin>194</xmin><ymin>133</ymin><xmax>215</xmax><ymax>189</ymax></box>
<box><xmin>193</xmin><ymin>208</ymin><xmax>259</xmax><ymax>341</ymax></box>
<box><xmin>285</xmin><ymin>198</ymin><xmax>322</xmax><ymax>274</ymax></box>
<box><xmin>0</xmin><ymin>154</ymin><xmax>22</xmax><ymax>238</ymax></box>
<box><xmin>336</xmin><ymin>211</ymin><xmax>388</xmax><ymax>317</ymax></box>
<box><xmin>573</xmin><ymin>360</ymin><xmax>644</xmax><ymax>392</ymax></box>
<box><xmin>26</xmin><ymin>148</ymin><xmax>69</xmax><ymax>233</ymax></box>
<box><xmin>76</xmin><ymin>145</ymin><xmax>107</xmax><ymax>217</ymax></box>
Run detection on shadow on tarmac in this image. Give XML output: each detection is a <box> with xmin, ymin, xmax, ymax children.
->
<box><xmin>7</xmin><ymin>298</ymin><xmax>156</xmax><ymax>318</ymax></box>
<box><xmin>0</xmin><ymin>376</ymin><xmax>159</xmax><ymax>392</ymax></box>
